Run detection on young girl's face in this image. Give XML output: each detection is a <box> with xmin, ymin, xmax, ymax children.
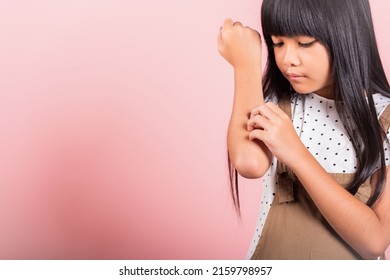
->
<box><xmin>271</xmin><ymin>35</ymin><xmax>333</xmax><ymax>99</ymax></box>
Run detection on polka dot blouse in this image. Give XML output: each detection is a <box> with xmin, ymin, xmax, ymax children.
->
<box><xmin>246</xmin><ymin>92</ymin><xmax>390</xmax><ymax>258</ymax></box>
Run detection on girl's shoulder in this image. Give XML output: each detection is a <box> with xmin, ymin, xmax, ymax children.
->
<box><xmin>373</xmin><ymin>94</ymin><xmax>390</xmax><ymax>118</ymax></box>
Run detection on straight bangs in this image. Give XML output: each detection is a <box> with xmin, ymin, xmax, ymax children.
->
<box><xmin>261</xmin><ymin>0</ymin><xmax>329</xmax><ymax>44</ymax></box>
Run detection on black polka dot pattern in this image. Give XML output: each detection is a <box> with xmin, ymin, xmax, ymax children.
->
<box><xmin>291</xmin><ymin>93</ymin><xmax>360</xmax><ymax>173</ymax></box>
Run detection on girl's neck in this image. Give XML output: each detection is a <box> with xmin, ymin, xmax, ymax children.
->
<box><xmin>314</xmin><ymin>84</ymin><xmax>334</xmax><ymax>99</ymax></box>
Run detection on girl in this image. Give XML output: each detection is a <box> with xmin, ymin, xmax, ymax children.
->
<box><xmin>218</xmin><ymin>0</ymin><xmax>390</xmax><ymax>260</ymax></box>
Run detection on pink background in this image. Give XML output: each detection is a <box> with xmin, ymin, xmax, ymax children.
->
<box><xmin>0</xmin><ymin>0</ymin><xmax>388</xmax><ymax>259</ymax></box>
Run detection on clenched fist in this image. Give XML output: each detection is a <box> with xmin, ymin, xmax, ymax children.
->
<box><xmin>217</xmin><ymin>18</ymin><xmax>262</xmax><ymax>70</ymax></box>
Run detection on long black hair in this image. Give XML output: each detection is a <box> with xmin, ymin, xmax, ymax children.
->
<box><xmin>230</xmin><ymin>0</ymin><xmax>390</xmax><ymax>210</ymax></box>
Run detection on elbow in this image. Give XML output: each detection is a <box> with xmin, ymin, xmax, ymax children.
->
<box><xmin>360</xmin><ymin>251</ymin><xmax>383</xmax><ymax>260</ymax></box>
<box><xmin>359</xmin><ymin>240</ymin><xmax>388</xmax><ymax>260</ymax></box>
<box><xmin>232</xmin><ymin>156</ymin><xmax>268</xmax><ymax>179</ymax></box>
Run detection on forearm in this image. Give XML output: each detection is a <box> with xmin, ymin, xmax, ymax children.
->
<box><xmin>290</xmin><ymin>148</ymin><xmax>388</xmax><ymax>259</ymax></box>
<box><xmin>228</xmin><ymin>67</ymin><xmax>271</xmax><ymax>178</ymax></box>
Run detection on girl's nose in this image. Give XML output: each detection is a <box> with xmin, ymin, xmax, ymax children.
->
<box><xmin>283</xmin><ymin>46</ymin><xmax>300</xmax><ymax>67</ymax></box>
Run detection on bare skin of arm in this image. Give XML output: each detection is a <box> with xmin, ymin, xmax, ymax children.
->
<box><xmin>248</xmin><ymin>102</ymin><xmax>390</xmax><ymax>259</ymax></box>
<box><xmin>218</xmin><ymin>18</ymin><xmax>271</xmax><ymax>178</ymax></box>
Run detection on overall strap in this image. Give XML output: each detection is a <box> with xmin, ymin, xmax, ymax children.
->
<box><xmin>276</xmin><ymin>94</ymin><xmax>296</xmax><ymax>203</ymax></box>
<box><xmin>379</xmin><ymin>105</ymin><xmax>390</xmax><ymax>136</ymax></box>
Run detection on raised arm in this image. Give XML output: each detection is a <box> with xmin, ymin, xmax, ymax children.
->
<box><xmin>218</xmin><ymin>18</ymin><xmax>271</xmax><ymax>178</ymax></box>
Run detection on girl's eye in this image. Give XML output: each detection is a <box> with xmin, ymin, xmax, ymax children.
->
<box><xmin>272</xmin><ymin>42</ymin><xmax>284</xmax><ymax>48</ymax></box>
<box><xmin>298</xmin><ymin>40</ymin><xmax>317</xmax><ymax>48</ymax></box>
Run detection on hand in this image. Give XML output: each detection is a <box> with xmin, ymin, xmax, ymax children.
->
<box><xmin>247</xmin><ymin>102</ymin><xmax>308</xmax><ymax>166</ymax></box>
<box><xmin>217</xmin><ymin>18</ymin><xmax>262</xmax><ymax>70</ymax></box>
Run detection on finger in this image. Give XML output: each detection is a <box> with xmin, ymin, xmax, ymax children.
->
<box><xmin>249</xmin><ymin>129</ymin><xmax>267</xmax><ymax>142</ymax></box>
<box><xmin>233</xmin><ymin>21</ymin><xmax>243</xmax><ymax>27</ymax></box>
<box><xmin>250</xmin><ymin>104</ymin><xmax>265</xmax><ymax>119</ymax></box>
<box><xmin>264</xmin><ymin>102</ymin><xmax>290</xmax><ymax>120</ymax></box>
<box><xmin>223</xmin><ymin>18</ymin><xmax>233</xmax><ymax>27</ymax></box>
<box><xmin>247</xmin><ymin>114</ymin><xmax>272</xmax><ymax>132</ymax></box>
<box><xmin>250</xmin><ymin>103</ymin><xmax>271</xmax><ymax>119</ymax></box>
<box><xmin>247</xmin><ymin>115</ymin><xmax>259</xmax><ymax>131</ymax></box>
<box><xmin>250</xmin><ymin>103</ymin><xmax>277</xmax><ymax>119</ymax></box>
<box><xmin>256</xmin><ymin>102</ymin><xmax>281</xmax><ymax>120</ymax></box>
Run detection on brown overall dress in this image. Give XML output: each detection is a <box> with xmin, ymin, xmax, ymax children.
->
<box><xmin>251</xmin><ymin>96</ymin><xmax>390</xmax><ymax>260</ymax></box>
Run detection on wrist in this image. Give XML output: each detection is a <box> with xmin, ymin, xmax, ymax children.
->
<box><xmin>288</xmin><ymin>147</ymin><xmax>321</xmax><ymax>177</ymax></box>
<box><xmin>234</xmin><ymin>63</ymin><xmax>262</xmax><ymax>77</ymax></box>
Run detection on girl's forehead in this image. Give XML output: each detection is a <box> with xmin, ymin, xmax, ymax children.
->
<box><xmin>261</xmin><ymin>0</ymin><xmax>327</xmax><ymax>38</ymax></box>
<box><xmin>263</xmin><ymin>20</ymin><xmax>317</xmax><ymax>38</ymax></box>
<box><xmin>271</xmin><ymin>35</ymin><xmax>316</xmax><ymax>39</ymax></box>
